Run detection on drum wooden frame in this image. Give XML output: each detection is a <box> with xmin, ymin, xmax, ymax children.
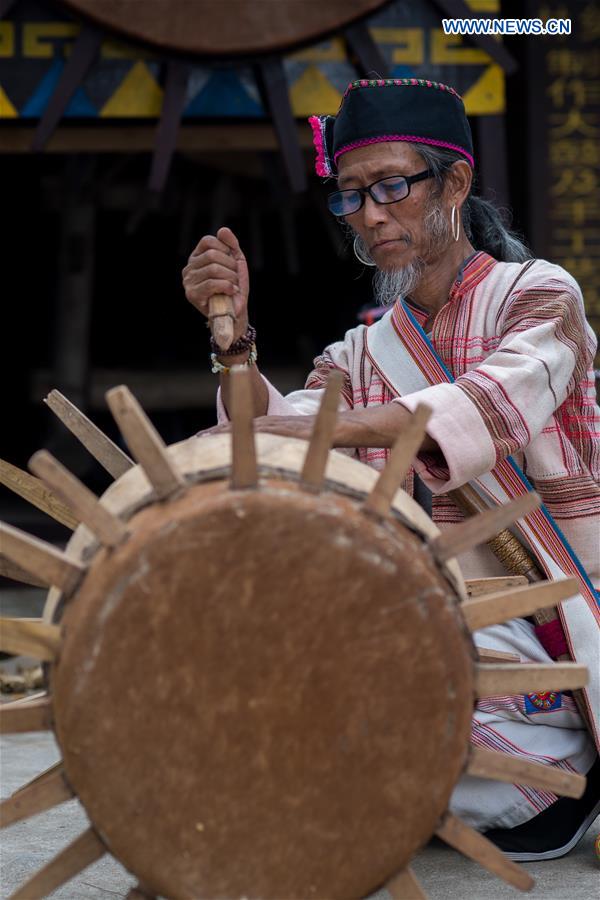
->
<box><xmin>0</xmin><ymin>371</ymin><xmax>588</xmax><ymax>899</ymax></box>
<box><xmin>59</xmin><ymin>0</ymin><xmax>390</xmax><ymax>56</ymax></box>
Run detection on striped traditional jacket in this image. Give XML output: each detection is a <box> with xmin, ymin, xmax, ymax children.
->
<box><xmin>219</xmin><ymin>253</ymin><xmax>600</xmax><ymax>585</ymax></box>
<box><xmin>269</xmin><ymin>252</ymin><xmax>599</xmax><ymax>587</ymax></box>
<box><xmin>218</xmin><ymin>252</ymin><xmax>600</xmax><ymax>815</ymax></box>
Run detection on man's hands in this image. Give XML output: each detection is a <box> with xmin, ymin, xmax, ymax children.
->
<box><xmin>182</xmin><ymin>227</ymin><xmax>250</xmax><ymax>343</ymax></box>
<box><xmin>199</xmin><ymin>415</ymin><xmax>318</xmax><ymax>441</ymax></box>
<box><xmin>198</xmin><ymin>404</ymin><xmax>440</xmax><ymax>454</ymax></box>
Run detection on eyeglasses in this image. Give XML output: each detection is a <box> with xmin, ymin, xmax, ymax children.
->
<box><xmin>327</xmin><ymin>170</ymin><xmax>434</xmax><ymax>217</ymax></box>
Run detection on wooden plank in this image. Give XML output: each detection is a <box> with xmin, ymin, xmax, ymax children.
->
<box><xmin>0</xmin><ymin>123</ymin><xmax>314</xmax><ymax>155</ymax></box>
<box><xmin>0</xmin><ymin>555</ymin><xmax>47</xmax><ymax>588</ymax></box>
<box><xmin>31</xmin><ymin>26</ymin><xmax>102</xmax><ymax>152</ymax></box>
<box><xmin>45</xmin><ymin>390</ymin><xmax>133</xmax><ymax>479</ymax></box>
<box><xmin>0</xmin><ymin>522</ymin><xmax>84</xmax><ymax>594</ymax></box>
<box><xmin>149</xmin><ymin>59</ymin><xmax>190</xmax><ymax>193</ymax></box>
<box><xmin>1</xmin><ymin>690</ymin><xmax>46</xmax><ymax>707</ymax></box>
<box><xmin>0</xmin><ymin>698</ymin><xmax>52</xmax><ymax>734</ymax></box>
<box><xmin>364</xmin><ymin>404</ymin><xmax>431</xmax><ymax>516</ymax></box>
<box><xmin>468</xmin><ymin>746</ymin><xmax>586</xmax><ymax>799</ymax></box>
<box><xmin>300</xmin><ymin>371</ymin><xmax>344</xmax><ymax>490</ymax></box>
<box><xmin>436</xmin><ymin>813</ymin><xmax>533</xmax><ymax>891</ymax></box>
<box><xmin>462</xmin><ymin>578</ymin><xmax>579</xmax><ymax>632</ymax></box>
<box><xmin>10</xmin><ymin>828</ymin><xmax>105</xmax><ymax>900</ymax></box>
<box><xmin>344</xmin><ymin>21</ymin><xmax>390</xmax><ymax>77</ymax></box>
<box><xmin>12</xmin><ymin>761</ymin><xmax>62</xmax><ymax>796</ymax></box>
<box><xmin>29</xmin><ymin>451</ymin><xmax>128</xmax><ymax>548</ymax></box>
<box><xmin>477</xmin><ymin>647</ymin><xmax>520</xmax><ymax>664</ymax></box>
<box><xmin>0</xmin><ymin>458</ymin><xmax>78</xmax><ymax>530</ymax></box>
<box><xmin>0</xmin><ymin>766</ymin><xmax>72</xmax><ymax>829</ymax></box>
<box><xmin>106</xmin><ymin>386</ymin><xmax>184</xmax><ymax>499</ymax></box>
<box><xmin>386</xmin><ymin>866</ymin><xmax>426</xmax><ymax>899</ymax></box>
<box><xmin>230</xmin><ymin>367</ymin><xmax>258</xmax><ymax>489</ymax></box>
<box><xmin>450</xmin><ymin>483</ymin><xmax>541</xmax><ymax>580</ymax></box>
<box><xmin>465</xmin><ymin>576</ymin><xmax>528</xmax><ymax>597</ymax></box>
<box><xmin>476</xmin><ymin>662</ymin><xmax>588</xmax><ymax>698</ymax></box>
<box><xmin>254</xmin><ymin>58</ymin><xmax>307</xmax><ymax>193</ymax></box>
<box><xmin>431</xmin><ymin>493</ymin><xmax>541</xmax><ymax>563</ymax></box>
<box><xmin>0</xmin><ymin>619</ymin><xmax>61</xmax><ymax>662</ymax></box>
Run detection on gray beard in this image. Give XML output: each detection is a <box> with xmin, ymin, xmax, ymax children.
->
<box><xmin>352</xmin><ymin>200</ymin><xmax>451</xmax><ymax>306</ymax></box>
<box><xmin>372</xmin><ymin>260</ymin><xmax>424</xmax><ymax>306</ymax></box>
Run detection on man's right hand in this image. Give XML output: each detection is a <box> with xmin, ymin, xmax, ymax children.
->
<box><xmin>182</xmin><ymin>226</ymin><xmax>250</xmax><ymax>343</ymax></box>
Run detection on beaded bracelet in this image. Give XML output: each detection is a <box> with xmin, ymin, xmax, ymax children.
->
<box><xmin>209</xmin><ymin>324</ymin><xmax>256</xmax><ymax>357</ymax></box>
<box><xmin>211</xmin><ymin>344</ymin><xmax>258</xmax><ymax>375</ymax></box>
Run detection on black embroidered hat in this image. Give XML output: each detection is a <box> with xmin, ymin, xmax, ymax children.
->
<box><xmin>308</xmin><ymin>78</ymin><xmax>474</xmax><ymax>177</ymax></box>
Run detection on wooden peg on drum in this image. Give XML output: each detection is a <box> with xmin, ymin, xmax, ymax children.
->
<box><xmin>208</xmin><ymin>293</ymin><xmax>235</xmax><ymax>351</ymax></box>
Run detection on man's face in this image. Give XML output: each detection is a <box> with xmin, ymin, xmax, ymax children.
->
<box><xmin>336</xmin><ymin>142</ymin><xmax>443</xmax><ymax>273</ymax></box>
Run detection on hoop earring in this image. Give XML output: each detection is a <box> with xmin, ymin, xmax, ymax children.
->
<box><xmin>451</xmin><ymin>205</ymin><xmax>461</xmax><ymax>242</ymax></box>
<box><xmin>353</xmin><ymin>234</ymin><xmax>376</xmax><ymax>267</ymax></box>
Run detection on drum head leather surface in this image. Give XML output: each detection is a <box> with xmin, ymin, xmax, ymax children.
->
<box><xmin>53</xmin><ymin>479</ymin><xmax>474</xmax><ymax>899</ymax></box>
<box><xmin>59</xmin><ymin>1</ymin><xmax>389</xmax><ymax>56</ymax></box>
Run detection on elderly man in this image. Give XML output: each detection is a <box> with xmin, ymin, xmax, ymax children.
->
<box><xmin>182</xmin><ymin>78</ymin><xmax>599</xmax><ymax>860</ymax></box>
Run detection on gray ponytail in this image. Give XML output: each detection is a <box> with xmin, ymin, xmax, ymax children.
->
<box><xmin>412</xmin><ymin>143</ymin><xmax>532</xmax><ymax>263</ymax></box>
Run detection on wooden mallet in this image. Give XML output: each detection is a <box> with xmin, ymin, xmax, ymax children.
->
<box><xmin>209</xmin><ymin>294</ymin><xmax>235</xmax><ymax>352</ymax></box>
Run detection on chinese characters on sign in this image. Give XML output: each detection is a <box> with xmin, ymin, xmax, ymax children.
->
<box><xmin>538</xmin><ymin>3</ymin><xmax>600</xmax><ymax>358</ymax></box>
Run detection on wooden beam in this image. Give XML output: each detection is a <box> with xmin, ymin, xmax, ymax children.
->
<box><xmin>0</xmin><ymin>458</ymin><xmax>78</xmax><ymax>530</ymax></box>
<box><xmin>45</xmin><ymin>390</ymin><xmax>133</xmax><ymax>479</ymax></box>
<box><xmin>386</xmin><ymin>866</ymin><xmax>426</xmax><ymax>899</ymax></box>
<box><xmin>436</xmin><ymin>813</ymin><xmax>533</xmax><ymax>891</ymax></box>
<box><xmin>464</xmin><ymin>576</ymin><xmax>528</xmax><ymax>597</ymax></box>
<box><xmin>0</xmin><ymin>698</ymin><xmax>52</xmax><ymax>735</ymax></box>
<box><xmin>300</xmin><ymin>371</ymin><xmax>344</xmax><ymax>490</ymax></box>
<box><xmin>462</xmin><ymin>578</ymin><xmax>579</xmax><ymax>632</ymax></box>
<box><xmin>431</xmin><ymin>493</ymin><xmax>541</xmax><ymax>563</ymax></box>
<box><xmin>468</xmin><ymin>746</ymin><xmax>586</xmax><ymax>799</ymax></box>
<box><xmin>29</xmin><ymin>451</ymin><xmax>128</xmax><ymax>548</ymax></box>
<box><xmin>254</xmin><ymin>58</ymin><xmax>307</xmax><ymax>193</ymax></box>
<box><xmin>106</xmin><ymin>385</ymin><xmax>184</xmax><ymax>499</ymax></box>
<box><xmin>149</xmin><ymin>60</ymin><xmax>190</xmax><ymax>193</ymax></box>
<box><xmin>10</xmin><ymin>828</ymin><xmax>105</xmax><ymax>900</ymax></box>
<box><xmin>477</xmin><ymin>647</ymin><xmax>520</xmax><ymax>664</ymax></box>
<box><xmin>32</xmin><ymin>26</ymin><xmax>102</xmax><ymax>152</ymax></box>
<box><xmin>0</xmin><ymin>522</ymin><xmax>84</xmax><ymax>593</ymax></box>
<box><xmin>0</xmin><ymin>619</ymin><xmax>61</xmax><ymax>662</ymax></box>
<box><xmin>476</xmin><ymin>662</ymin><xmax>588</xmax><ymax>698</ymax></box>
<box><xmin>0</xmin><ymin>767</ymin><xmax>72</xmax><ymax>829</ymax></box>
<box><xmin>0</xmin><ymin>123</ymin><xmax>314</xmax><ymax>155</ymax></box>
<box><xmin>12</xmin><ymin>761</ymin><xmax>62</xmax><ymax>796</ymax></box>
<box><xmin>230</xmin><ymin>367</ymin><xmax>258</xmax><ymax>490</ymax></box>
<box><xmin>364</xmin><ymin>404</ymin><xmax>431</xmax><ymax>516</ymax></box>
<box><xmin>0</xmin><ymin>555</ymin><xmax>47</xmax><ymax>588</ymax></box>
<box><xmin>344</xmin><ymin>21</ymin><xmax>390</xmax><ymax>77</ymax></box>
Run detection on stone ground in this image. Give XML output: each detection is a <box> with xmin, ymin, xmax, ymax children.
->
<box><xmin>1</xmin><ymin>731</ymin><xmax>598</xmax><ymax>900</ymax></box>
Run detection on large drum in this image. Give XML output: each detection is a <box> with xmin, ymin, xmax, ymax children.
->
<box><xmin>0</xmin><ymin>377</ymin><xmax>586</xmax><ymax>899</ymax></box>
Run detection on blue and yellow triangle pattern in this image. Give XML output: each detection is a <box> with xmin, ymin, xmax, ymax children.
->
<box><xmin>0</xmin><ymin>0</ymin><xmax>504</xmax><ymax>120</ymax></box>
